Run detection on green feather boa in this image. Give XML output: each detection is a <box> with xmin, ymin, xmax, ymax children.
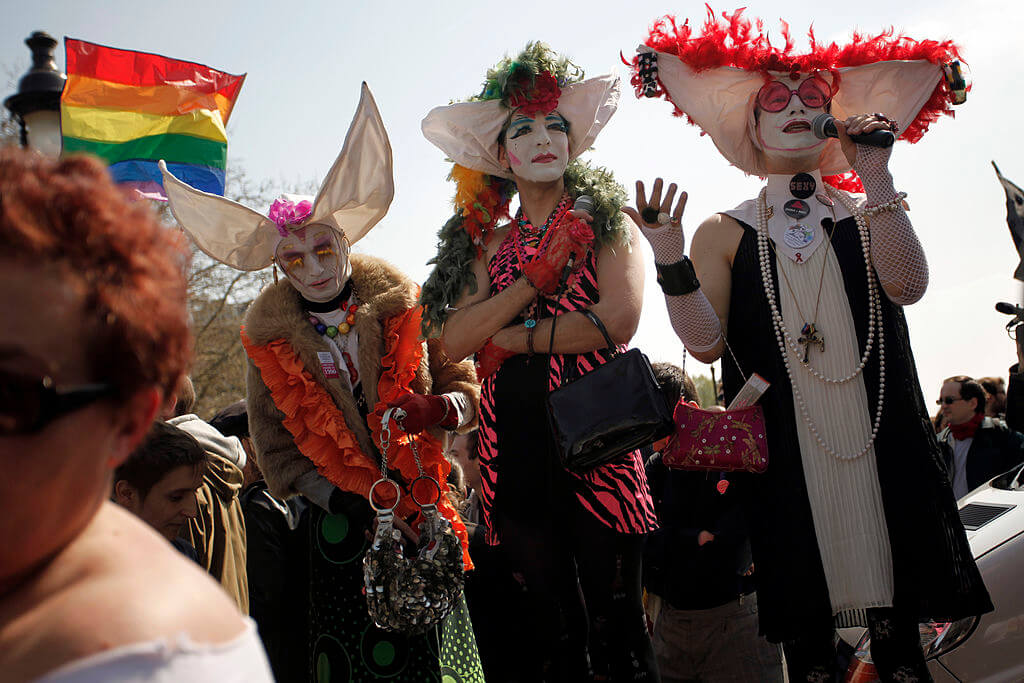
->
<box><xmin>419</xmin><ymin>159</ymin><xmax>629</xmax><ymax>339</ymax></box>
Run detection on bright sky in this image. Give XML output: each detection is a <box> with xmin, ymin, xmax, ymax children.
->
<box><xmin>4</xmin><ymin>0</ymin><xmax>1023</xmax><ymax>402</ymax></box>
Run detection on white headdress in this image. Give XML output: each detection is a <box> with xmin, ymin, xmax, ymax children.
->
<box><xmin>631</xmin><ymin>10</ymin><xmax>966</xmax><ymax>179</ymax></box>
<box><xmin>160</xmin><ymin>82</ymin><xmax>394</xmax><ymax>270</ymax></box>
<box><xmin>421</xmin><ymin>74</ymin><xmax>620</xmax><ymax>178</ymax></box>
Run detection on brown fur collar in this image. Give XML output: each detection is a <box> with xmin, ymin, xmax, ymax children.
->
<box><xmin>244</xmin><ymin>254</ymin><xmax>434</xmax><ymax>460</ymax></box>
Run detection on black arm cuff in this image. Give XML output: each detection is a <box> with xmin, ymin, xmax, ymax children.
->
<box><xmin>655</xmin><ymin>257</ymin><xmax>700</xmax><ymax>296</ymax></box>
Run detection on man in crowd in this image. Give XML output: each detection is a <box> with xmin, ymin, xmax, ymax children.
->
<box><xmin>168</xmin><ymin>377</ymin><xmax>249</xmax><ymax>612</ymax></box>
<box><xmin>937</xmin><ymin>375</ymin><xmax>1024</xmax><ymax>498</ymax></box>
<box><xmin>214</xmin><ymin>399</ymin><xmax>310</xmax><ymax>683</ymax></box>
<box><xmin>978</xmin><ymin>376</ymin><xmax>1007</xmax><ymax>419</ymax></box>
<box><xmin>113</xmin><ymin>421</ymin><xmax>207</xmax><ymax>562</ymax></box>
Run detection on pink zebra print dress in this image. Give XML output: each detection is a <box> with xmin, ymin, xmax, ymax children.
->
<box><xmin>476</xmin><ymin>221</ymin><xmax>658</xmax><ymax>544</ymax></box>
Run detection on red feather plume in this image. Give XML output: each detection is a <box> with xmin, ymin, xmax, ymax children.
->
<box><xmin>629</xmin><ymin>6</ymin><xmax>963</xmax><ymax>145</ymax></box>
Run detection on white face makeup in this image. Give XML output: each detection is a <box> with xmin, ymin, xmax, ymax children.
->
<box><xmin>754</xmin><ymin>76</ymin><xmax>830</xmax><ymax>160</ymax></box>
<box><xmin>502</xmin><ymin>111</ymin><xmax>570</xmax><ymax>183</ymax></box>
<box><xmin>274</xmin><ymin>225</ymin><xmax>351</xmax><ymax>302</ymax></box>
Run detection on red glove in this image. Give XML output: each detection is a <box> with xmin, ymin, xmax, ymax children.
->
<box><xmin>523</xmin><ymin>216</ymin><xmax>595</xmax><ymax>295</ymax></box>
<box><xmin>475</xmin><ymin>339</ymin><xmax>515</xmax><ymax>380</ymax></box>
<box><xmin>386</xmin><ymin>393</ymin><xmax>455</xmax><ymax>434</ymax></box>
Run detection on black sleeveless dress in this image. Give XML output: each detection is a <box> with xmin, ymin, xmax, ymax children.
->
<box><xmin>721</xmin><ymin>214</ymin><xmax>991</xmax><ymax>642</ymax></box>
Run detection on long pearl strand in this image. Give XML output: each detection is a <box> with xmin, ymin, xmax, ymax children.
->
<box><xmin>756</xmin><ymin>186</ymin><xmax>886</xmax><ymax>461</ymax></box>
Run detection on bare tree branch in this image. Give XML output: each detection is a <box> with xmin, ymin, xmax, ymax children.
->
<box><xmin>195</xmin><ymin>269</ymin><xmax>248</xmax><ymax>344</ymax></box>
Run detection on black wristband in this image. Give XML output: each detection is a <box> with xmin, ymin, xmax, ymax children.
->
<box><xmin>655</xmin><ymin>257</ymin><xmax>700</xmax><ymax>295</ymax></box>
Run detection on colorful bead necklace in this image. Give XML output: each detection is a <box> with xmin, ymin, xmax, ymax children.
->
<box><xmin>309</xmin><ymin>302</ymin><xmax>359</xmax><ymax>338</ymax></box>
<box><xmin>308</xmin><ymin>300</ymin><xmax>360</xmax><ymax>384</ymax></box>
<box><xmin>511</xmin><ymin>193</ymin><xmax>572</xmax><ymax>331</ymax></box>
<box><xmin>514</xmin><ymin>193</ymin><xmax>571</xmax><ymax>246</ymax></box>
<box><xmin>511</xmin><ymin>193</ymin><xmax>571</xmax><ymax>267</ymax></box>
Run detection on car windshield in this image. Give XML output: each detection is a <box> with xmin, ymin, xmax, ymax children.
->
<box><xmin>990</xmin><ymin>463</ymin><xmax>1024</xmax><ymax>491</ymax></box>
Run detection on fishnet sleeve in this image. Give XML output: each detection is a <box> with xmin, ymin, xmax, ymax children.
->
<box><xmin>640</xmin><ymin>223</ymin><xmax>723</xmax><ymax>353</ymax></box>
<box><xmin>855</xmin><ymin>145</ymin><xmax>929</xmax><ymax>305</ymax></box>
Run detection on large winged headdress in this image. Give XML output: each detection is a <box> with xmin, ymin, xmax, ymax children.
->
<box><xmin>160</xmin><ymin>82</ymin><xmax>394</xmax><ymax>270</ymax></box>
<box><xmin>629</xmin><ymin>8</ymin><xmax>966</xmax><ymax>183</ymax></box>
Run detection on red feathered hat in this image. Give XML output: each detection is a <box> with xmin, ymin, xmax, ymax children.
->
<box><xmin>629</xmin><ymin>7</ymin><xmax>966</xmax><ymax>185</ymax></box>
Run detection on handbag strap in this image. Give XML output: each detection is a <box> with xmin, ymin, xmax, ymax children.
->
<box><xmin>547</xmin><ymin>307</ymin><xmax>616</xmax><ymax>357</ymax></box>
<box><xmin>721</xmin><ymin>336</ymin><xmax>748</xmax><ymax>382</ymax></box>
<box><xmin>581</xmin><ymin>310</ymin><xmax>616</xmax><ymax>353</ymax></box>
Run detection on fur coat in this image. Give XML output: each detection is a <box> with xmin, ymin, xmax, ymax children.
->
<box><xmin>244</xmin><ymin>253</ymin><xmax>479</xmax><ymax>500</ymax></box>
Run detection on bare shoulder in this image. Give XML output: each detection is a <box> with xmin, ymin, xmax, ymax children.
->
<box><xmin>691</xmin><ymin>213</ymin><xmax>745</xmax><ymax>266</ymax></box>
<box><xmin>484</xmin><ymin>222</ymin><xmax>512</xmax><ymax>262</ymax></box>
<box><xmin>691</xmin><ymin>213</ymin><xmax>744</xmax><ymax>252</ymax></box>
<box><xmin>452</xmin><ymin>223</ymin><xmax>510</xmax><ymax>310</ymax></box>
<box><xmin>3</xmin><ymin>506</ymin><xmax>245</xmax><ymax>679</ymax></box>
<box><xmin>74</xmin><ymin>506</ymin><xmax>244</xmax><ymax>642</ymax></box>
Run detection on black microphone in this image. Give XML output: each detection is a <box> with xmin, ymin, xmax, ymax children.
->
<box><xmin>996</xmin><ymin>301</ymin><xmax>1024</xmax><ymax>329</ymax></box>
<box><xmin>573</xmin><ymin>194</ymin><xmax>595</xmax><ymax>218</ymax></box>
<box><xmin>996</xmin><ymin>301</ymin><xmax>1024</xmax><ymax>317</ymax></box>
<box><xmin>812</xmin><ymin>113</ymin><xmax>895</xmax><ymax>149</ymax></box>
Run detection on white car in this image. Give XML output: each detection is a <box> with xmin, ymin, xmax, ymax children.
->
<box><xmin>845</xmin><ymin>463</ymin><xmax>1024</xmax><ymax>682</ymax></box>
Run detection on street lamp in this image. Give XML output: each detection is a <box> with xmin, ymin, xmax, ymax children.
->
<box><xmin>4</xmin><ymin>31</ymin><xmax>65</xmax><ymax>158</ymax></box>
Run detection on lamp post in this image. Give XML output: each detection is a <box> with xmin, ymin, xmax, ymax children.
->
<box><xmin>3</xmin><ymin>31</ymin><xmax>65</xmax><ymax>158</ymax></box>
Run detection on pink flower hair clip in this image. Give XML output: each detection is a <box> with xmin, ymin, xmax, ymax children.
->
<box><xmin>268</xmin><ymin>197</ymin><xmax>313</xmax><ymax>236</ymax></box>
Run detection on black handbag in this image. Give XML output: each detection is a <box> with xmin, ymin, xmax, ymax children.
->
<box><xmin>546</xmin><ymin>309</ymin><xmax>674</xmax><ymax>472</ymax></box>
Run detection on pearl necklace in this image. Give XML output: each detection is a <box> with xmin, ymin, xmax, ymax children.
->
<box><xmin>756</xmin><ymin>185</ymin><xmax>886</xmax><ymax>461</ymax></box>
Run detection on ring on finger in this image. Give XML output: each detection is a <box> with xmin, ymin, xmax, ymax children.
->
<box><xmin>657</xmin><ymin>212</ymin><xmax>672</xmax><ymax>225</ymax></box>
<box><xmin>871</xmin><ymin>112</ymin><xmax>897</xmax><ymax>132</ymax></box>
<box><xmin>641</xmin><ymin>207</ymin><xmax>660</xmax><ymax>224</ymax></box>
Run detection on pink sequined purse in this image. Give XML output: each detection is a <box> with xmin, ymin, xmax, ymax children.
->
<box><xmin>662</xmin><ymin>401</ymin><xmax>769</xmax><ymax>473</ymax></box>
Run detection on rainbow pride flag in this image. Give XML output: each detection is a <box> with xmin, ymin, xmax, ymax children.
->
<box><xmin>61</xmin><ymin>38</ymin><xmax>245</xmax><ymax>198</ymax></box>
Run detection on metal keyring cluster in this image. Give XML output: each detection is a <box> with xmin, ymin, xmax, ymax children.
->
<box><xmin>362</xmin><ymin>405</ymin><xmax>465</xmax><ymax>635</ymax></box>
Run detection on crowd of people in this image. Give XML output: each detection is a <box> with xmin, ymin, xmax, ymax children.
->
<box><xmin>1</xmin><ymin>13</ymin><xmax>1020</xmax><ymax>683</ymax></box>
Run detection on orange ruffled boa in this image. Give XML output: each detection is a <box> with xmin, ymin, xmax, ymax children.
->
<box><xmin>240</xmin><ymin>304</ymin><xmax>472</xmax><ymax>569</ymax></box>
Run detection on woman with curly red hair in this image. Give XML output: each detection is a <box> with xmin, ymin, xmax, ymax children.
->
<box><xmin>0</xmin><ymin>147</ymin><xmax>272</xmax><ymax>681</ymax></box>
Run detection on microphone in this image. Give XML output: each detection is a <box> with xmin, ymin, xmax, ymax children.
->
<box><xmin>812</xmin><ymin>113</ymin><xmax>895</xmax><ymax>149</ymax></box>
<box><xmin>996</xmin><ymin>301</ymin><xmax>1024</xmax><ymax>328</ymax></box>
<box><xmin>558</xmin><ymin>196</ymin><xmax>596</xmax><ymax>289</ymax></box>
<box><xmin>573</xmin><ymin>194</ymin><xmax>595</xmax><ymax>217</ymax></box>
<box><xmin>996</xmin><ymin>302</ymin><xmax>1024</xmax><ymax>317</ymax></box>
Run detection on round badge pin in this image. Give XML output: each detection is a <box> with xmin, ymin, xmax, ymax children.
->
<box><xmin>789</xmin><ymin>173</ymin><xmax>816</xmax><ymax>199</ymax></box>
<box><xmin>783</xmin><ymin>224</ymin><xmax>815</xmax><ymax>249</ymax></box>
<box><xmin>815</xmin><ymin>193</ymin><xmax>834</xmax><ymax>207</ymax></box>
<box><xmin>784</xmin><ymin>199</ymin><xmax>810</xmax><ymax>219</ymax></box>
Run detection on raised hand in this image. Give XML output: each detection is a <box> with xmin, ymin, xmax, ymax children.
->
<box><xmin>623</xmin><ymin>178</ymin><xmax>688</xmax><ymax>264</ymax></box>
<box><xmin>836</xmin><ymin>112</ymin><xmax>897</xmax><ymax>166</ymax></box>
<box><xmin>622</xmin><ymin>178</ymin><xmax>687</xmax><ymax>232</ymax></box>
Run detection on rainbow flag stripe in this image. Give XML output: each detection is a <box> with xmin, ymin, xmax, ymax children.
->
<box><xmin>61</xmin><ymin>38</ymin><xmax>245</xmax><ymax>198</ymax></box>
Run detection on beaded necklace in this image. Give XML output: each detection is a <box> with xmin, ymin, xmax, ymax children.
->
<box><xmin>512</xmin><ymin>193</ymin><xmax>571</xmax><ymax>254</ymax></box>
<box><xmin>308</xmin><ymin>294</ymin><xmax>361</xmax><ymax>385</ymax></box>
<box><xmin>756</xmin><ymin>185</ymin><xmax>886</xmax><ymax>461</ymax></box>
<box><xmin>512</xmin><ymin>194</ymin><xmax>572</xmax><ymax>330</ymax></box>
